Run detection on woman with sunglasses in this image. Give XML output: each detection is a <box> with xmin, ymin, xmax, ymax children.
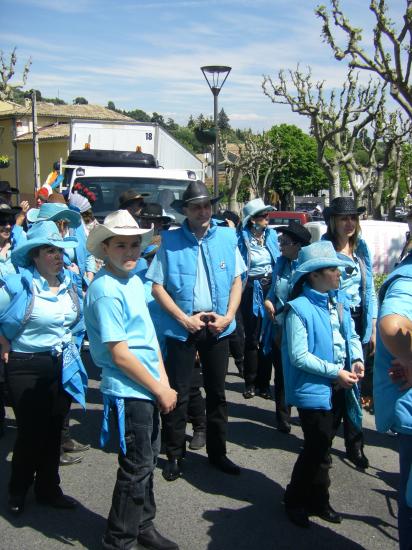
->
<box><xmin>263</xmin><ymin>221</ymin><xmax>311</xmax><ymax>433</ymax></box>
<box><xmin>322</xmin><ymin>197</ymin><xmax>377</xmax><ymax>470</ymax></box>
<box><xmin>238</xmin><ymin>198</ymin><xmax>280</xmax><ymax>399</ymax></box>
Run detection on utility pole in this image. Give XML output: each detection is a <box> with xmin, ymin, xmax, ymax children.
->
<box><xmin>31</xmin><ymin>90</ymin><xmax>40</xmax><ymax>191</ymax></box>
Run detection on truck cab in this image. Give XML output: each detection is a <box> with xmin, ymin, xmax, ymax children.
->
<box><xmin>63</xmin><ymin>150</ymin><xmax>198</xmax><ymax>224</ymax></box>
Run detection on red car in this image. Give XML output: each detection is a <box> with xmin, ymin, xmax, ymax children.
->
<box><xmin>267</xmin><ymin>211</ymin><xmax>312</xmax><ymax>227</ymax></box>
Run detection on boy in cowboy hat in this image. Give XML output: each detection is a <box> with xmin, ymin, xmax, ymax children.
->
<box><xmin>282</xmin><ymin>241</ymin><xmax>364</xmax><ymax>528</ymax></box>
<box><xmin>146</xmin><ymin>180</ymin><xmax>246</xmax><ymax>481</ymax></box>
<box><xmin>84</xmin><ymin>210</ymin><xmax>178</xmax><ymax>550</ymax></box>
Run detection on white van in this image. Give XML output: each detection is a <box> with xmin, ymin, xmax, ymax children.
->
<box><xmin>304</xmin><ymin>220</ymin><xmax>408</xmax><ymax>274</ymax></box>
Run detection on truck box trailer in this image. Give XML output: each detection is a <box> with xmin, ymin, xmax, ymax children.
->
<box><xmin>62</xmin><ymin>120</ymin><xmax>204</xmax><ymax>224</ymax></box>
<box><xmin>69</xmin><ymin>119</ymin><xmax>203</xmax><ymax>175</ymax></box>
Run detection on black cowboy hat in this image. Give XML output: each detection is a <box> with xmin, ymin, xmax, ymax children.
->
<box><xmin>118</xmin><ymin>189</ymin><xmax>149</xmax><ymax>209</ymax></box>
<box><xmin>0</xmin><ymin>202</ymin><xmax>22</xmax><ymax>222</ymax></box>
<box><xmin>0</xmin><ymin>181</ymin><xmax>18</xmax><ymax>194</ymax></box>
<box><xmin>323</xmin><ymin>197</ymin><xmax>366</xmax><ymax>223</ymax></box>
<box><xmin>276</xmin><ymin>220</ymin><xmax>311</xmax><ymax>246</ymax></box>
<box><xmin>171</xmin><ymin>180</ymin><xmax>222</xmax><ymax>215</ymax></box>
<box><xmin>139</xmin><ymin>202</ymin><xmax>174</xmax><ymax>222</ymax></box>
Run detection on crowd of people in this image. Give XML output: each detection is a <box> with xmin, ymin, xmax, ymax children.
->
<box><xmin>0</xmin><ymin>177</ymin><xmax>411</xmax><ymax>550</ymax></box>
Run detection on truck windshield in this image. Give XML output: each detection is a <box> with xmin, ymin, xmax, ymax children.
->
<box><xmin>73</xmin><ymin>176</ymin><xmax>189</xmax><ymax>224</ymax></box>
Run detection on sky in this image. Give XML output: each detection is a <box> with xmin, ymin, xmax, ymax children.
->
<box><xmin>1</xmin><ymin>0</ymin><xmax>406</xmax><ymax>131</ymax></box>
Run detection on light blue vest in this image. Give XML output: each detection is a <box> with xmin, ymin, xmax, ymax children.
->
<box><xmin>374</xmin><ymin>255</ymin><xmax>412</xmax><ymax>435</ymax></box>
<box><xmin>322</xmin><ymin>235</ymin><xmax>374</xmax><ymax>344</ymax></box>
<box><xmin>161</xmin><ymin>219</ymin><xmax>237</xmax><ymax>341</ymax></box>
<box><xmin>282</xmin><ymin>285</ymin><xmax>352</xmax><ymax>410</ymax></box>
<box><xmin>0</xmin><ymin>267</ymin><xmax>84</xmax><ymax>343</ymax></box>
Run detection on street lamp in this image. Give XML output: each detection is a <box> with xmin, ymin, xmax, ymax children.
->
<box><xmin>201</xmin><ymin>65</ymin><xmax>231</xmax><ymax>208</ymax></box>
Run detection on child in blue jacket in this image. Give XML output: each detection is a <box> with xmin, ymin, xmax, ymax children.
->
<box><xmin>282</xmin><ymin>241</ymin><xmax>364</xmax><ymax>528</ymax></box>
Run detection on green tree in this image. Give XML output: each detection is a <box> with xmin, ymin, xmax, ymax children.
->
<box><xmin>42</xmin><ymin>96</ymin><xmax>66</xmax><ymax>105</ymax></box>
<box><xmin>73</xmin><ymin>97</ymin><xmax>88</xmax><ymax>105</ymax></box>
<box><xmin>170</xmin><ymin>126</ymin><xmax>203</xmax><ymax>153</ymax></box>
<box><xmin>267</xmin><ymin>124</ymin><xmax>328</xmax><ymax>202</ymax></box>
<box><xmin>125</xmin><ymin>108</ymin><xmax>151</xmax><ymax>122</ymax></box>
<box><xmin>187</xmin><ymin>115</ymin><xmax>196</xmax><ymax>128</ymax></box>
<box><xmin>165</xmin><ymin>117</ymin><xmax>178</xmax><ymax>132</ymax></box>
<box><xmin>107</xmin><ymin>101</ymin><xmax>116</xmax><ymax>110</ymax></box>
<box><xmin>218</xmin><ymin>108</ymin><xmax>230</xmax><ymax>131</ymax></box>
<box><xmin>151</xmin><ymin>112</ymin><xmax>165</xmax><ymax>126</ymax></box>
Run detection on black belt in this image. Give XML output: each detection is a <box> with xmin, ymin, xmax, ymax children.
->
<box><xmin>247</xmin><ymin>274</ymin><xmax>272</xmax><ymax>287</ymax></box>
<box><xmin>350</xmin><ymin>306</ymin><xmax>362</xmax><ymax>318</ymax></box>
<box><xmin>10</xmin><ymin>351</ymin><xmax>61</xmax><ymax>359</ymax></box>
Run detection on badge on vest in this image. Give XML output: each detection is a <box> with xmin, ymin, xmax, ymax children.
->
<box><xmin>220</xmin><ymin>261</ymin><xmax>226</xmax><ymax>269</ymax></box>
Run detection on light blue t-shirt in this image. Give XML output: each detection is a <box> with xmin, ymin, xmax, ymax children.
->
<box><xmin>84</xmin><ymin>268</ymin><xmax>160</xmax><ymax>400</ymax></box>
<box><xmin>0</xmin><ymin>268</ymin><xmax>77</xmax><ymax>352</ymax></box>
<box><xmin>337</xmin><ymin>251</ymin><xmax>378</xmax><ymax>317</ymax></box>
<box><xmin>248</xmin><ymin>234</ymin><xmax>273</xmax><ymax>278</ymax></box>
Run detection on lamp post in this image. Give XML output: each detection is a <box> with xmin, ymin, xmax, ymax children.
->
<box><xmin>201</xmin><ymin>65</ymin><xmax>231</xmax><ymax>209</ymax></box>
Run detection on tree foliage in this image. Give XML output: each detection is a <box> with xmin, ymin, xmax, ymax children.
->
<box><xmin>267</xmin><ymin>124</ymin><xmax>328</xmax><ymax>198</ymax></box>
<box><xmin>73</xmin><ymin>97</ymin><xmax>88</xmax><ymax>105</ymax></box>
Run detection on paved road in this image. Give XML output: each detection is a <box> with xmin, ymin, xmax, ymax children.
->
<box><xmin>0</xmin><ymin>354</ymin><xmax>400</xmax><ymax>550</ymax></box>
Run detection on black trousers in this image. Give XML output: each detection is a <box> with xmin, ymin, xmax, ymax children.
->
<box><xmin>163</xmin><ymin>329</ymin><xmax>229</xmax><ymax>459</ymax></box>
<box><xmin>285</xmin><ymin>408</ymin><xmax>333</xmax><ymax>511</ymax></box>
<box><xmin>331</xmin><ymin>386</ymin><xmax>363</xmax><ymax>452</ymax></box>
<box><xmin>187</xmin><ymin>360</ymin><xmax>206</xmax><ymax>432</ymax></box>
<box><xmin>6</xmin><ymin>352</ymin><xmax>71</xmax><ymax>499</ymax></box>
<box><xmin>240</xmin><ymin>282</ymin><xmax>272</xmax><ymax>389</ymax></box>
<box><xmin>103</xmin><ymin>399</ymin><xmax>159</xmax><ymax>550</ymax></box>
<box><xmin>0</xmin><ymin>358</ymin><xmax>5</xmax><ymax>425</ymax></box>
<box><xmin>228</xmin><ymin>309</ymin><xmax>245</xmax><ymax>370</ymax></box>
<box><xmin>272</xmin><ymin>341</ymin><xmax>290</xmax><ymax>423</ymax></box>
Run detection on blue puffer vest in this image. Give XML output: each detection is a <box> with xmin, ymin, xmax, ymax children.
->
<box><xmin>65</xmin><ymin>224</ymin><xmax>92</xmax><ymax>278</ymax></box>
<box><xmin>322</xmin><ymin>235</ymin><xmax>374</xmax><ymax>344</ymax></box>
<box><xmin>374</xmin><ymin>254</ymin><xmax>412</xmax><ymax>435</ymax></box>
<box><xmin>161</xmin><ymin>219</ymin><xmax>237</xmax><ymax>341</ymax></box>
<box><xmin>0</xmin><ymin>267</ymin><xmax>84</xmax><ymax>344</ymax></box>
<box><xmin>238</xmin><ymin>225</ymin><xmax>280</xmax><ymax>281</ymax></box>
<box><xmin>281</xmin><ymin>285</ymin><xmax>353</xmax><ymax>410</ymax></box>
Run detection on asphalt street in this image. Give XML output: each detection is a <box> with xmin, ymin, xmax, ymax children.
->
<box><xmin>0</xmin><ymin>353</ymin><xmax>400</xmax><ymax>550</ymax></box>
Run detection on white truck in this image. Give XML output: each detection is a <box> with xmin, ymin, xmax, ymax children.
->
<box><xmin>63</xmin><ymin>120</ymin><xmax>204</xmax><ymax>223</ymax></box>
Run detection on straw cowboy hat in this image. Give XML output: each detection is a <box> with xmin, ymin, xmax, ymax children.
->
<box><xmin>86</xmin><ymin>210</ymin><xmax>153</xmax><ymax>260</ymax></box>
<box><xmin>11</xmin><ymin>220</ymin><xmax>78</xmax><ymax>268</ymax></box>
<box><xmin>290</xmin><ymin>240</ymin><xmax>350</xmax><ymax>288</ymax></box>
<box><xmin>242</xmin><ymin>198</ymin><xmax>275</xmax><ymax>228</ymax></box>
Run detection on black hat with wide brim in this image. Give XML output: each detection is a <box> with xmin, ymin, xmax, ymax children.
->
<box><xmin>0</xmin><ymin>202</ymin><xmax>22</xmax><ymax>220</ymax></box>
<box><xmin>323</xmin><ymin>197</ymin><xmax>366</xmax><ymax>223</ymax></box>
<box><xmin>0</xmin><ymin>181</ymin><xmax>18</xmax><ymax>194</ymax></box>
<box><xmin>171</xmin><ymin>180</ymin><xmax>222</xmax><ymax>215</ymax></box>
<box><xmin>276</xmin><ymin>221</ymin><xmax>311</xmax><ymax>246</ymax></box>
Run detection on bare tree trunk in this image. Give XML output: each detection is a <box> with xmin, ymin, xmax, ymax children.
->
<box><xmin>372</xmin><ymin>170</ymin><xmax>385</xmax><ymax>219</ymax></box>
<box><xmin>226</xmin><ymin>167</ymin><xmax>243</xmax><ymax>213</ymax></box>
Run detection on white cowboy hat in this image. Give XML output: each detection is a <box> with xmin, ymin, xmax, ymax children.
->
<box><xmin>242</xmin><ymin>198</ymin><xmax>276</xmax><ymax>228</ymax></box>
<box><xmin>87</xmin><ymin>210</ymin><xmax>153</xmax><ymax>260</ymax></box>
